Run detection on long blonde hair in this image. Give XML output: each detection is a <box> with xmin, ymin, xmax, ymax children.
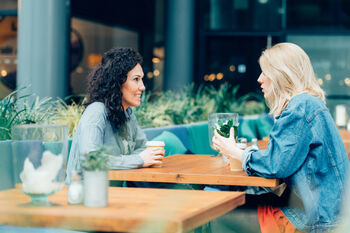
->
<box><xmin>259</xmin><ymin>42</ymin><xmax>325</xmax><ymax>116</ymax></box>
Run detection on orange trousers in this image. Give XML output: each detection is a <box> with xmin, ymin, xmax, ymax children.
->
<box><xmin>257</xmin><ymin>205</ymin><xmax>305</xmax><ymax>233</ymax></box>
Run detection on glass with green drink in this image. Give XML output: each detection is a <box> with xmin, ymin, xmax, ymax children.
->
<box><xmin>208</xmin><ymin>113</ymin><xmax>241</xmax><ymax>170</ymax></box>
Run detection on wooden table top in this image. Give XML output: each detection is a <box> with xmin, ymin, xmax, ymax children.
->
<box><xmin>340</xmin><ymin>129</ymin><xmax>350</xmax><ymax>140</ymax></box>
<box><xmin>338</xmin><ymin>130</ymin><xmax>350</xmax><ymax>158</ymax></box>
<box><xmin>0</xmin><ymin>187</ymin><xmax>245</xmax><ymax>233</ymax></box>
<box><xmin>109</xmin><ymin>154</ymin><xmax>280</xmax><ymax>187</ymax></box>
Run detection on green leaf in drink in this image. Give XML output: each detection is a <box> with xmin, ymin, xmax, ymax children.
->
<box><xmin>216</xmin><ymin>119</ymin><xmax>238</xmax><ymax>139</ymax></box>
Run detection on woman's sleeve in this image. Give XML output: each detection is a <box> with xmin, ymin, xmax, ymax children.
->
<box><xmin>107</xmin><ymin>153</ymin><xmax>144</xmax><ymax>169</ymax></box>
<box><xmin>242</xmin><ymin>106</ymin><xmax>313</xmax><ymax>179</ymax></box>
<box><xmin>132</xmin><ymin>123</ymin><xmax>147</xmax><ymax>155</ymax></box>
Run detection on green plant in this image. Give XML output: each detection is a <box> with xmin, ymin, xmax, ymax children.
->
<box><xmin>133</xmin><ymin>83</ymin><xmax>268</xmax><ymax>129</ymax></box>
<box><xmin>47</xmin><ymin>99</ymin><xmax>85</xmax><ymax>137</ymax></box>
<box><xmin>204</xmin><ymin>84</ymin><xmax>268</xmax><ymax>115</ymax></box>
<box><xmin>81</xmin><ymin>146</ymin><xmax>111</xmax><ymax>171</ymax></box>
<box><xmin>133</xmin><ymin>84</ymin><xmax>216</xmax><ymax>128</ymax></box>
<box><xmin>216</xmin><ymin>119</ymin><xmax>235</xmax><ymax>138</ymax></box>
<box><xmin>0</xmin><ymin>87</ymin><xmax>32</xmax><ymax>140</ymax></box>
<box><xmin>16</xmin><ymin>96</ymin><xmax>54</xmax><ymax>124</ymax></box>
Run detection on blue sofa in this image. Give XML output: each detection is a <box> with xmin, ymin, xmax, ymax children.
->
<box><xmin>143</xmin><ymin>114</ymin><xmax>274</xmax><ymax>156</ymax></box>
<box><xmin>0</xmin><ymin>114</ymin><xmax>273</xmax><ymax>232</ymax></box>
<box><xmin>0</xmin><ymin>114</ymin><xmax>273</xmax><ymax>191</ymax></box>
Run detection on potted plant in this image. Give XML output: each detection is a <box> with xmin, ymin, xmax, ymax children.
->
<box><xmin>0</xmin><ymin>87</ymin><xmax>33</xmax><ymax>190</ymax></box>
<box><xmin>0</xmin><ymin>90</ymin><xmax>17</xmax><ymax>190</ymax></box>
<box><xmin>81</xmin><ymin>146</ymin><xmax>110</xmax><ymax>207</ymax></box>
<box><xmin>133</xmin><ymin>83</ymin><xmax>268</xmax><ymax>129</ymax></box>
<box><xmin>47</xmin><ymin>98</ymin><xmax>85</xmax><ymax>138</ymax></box>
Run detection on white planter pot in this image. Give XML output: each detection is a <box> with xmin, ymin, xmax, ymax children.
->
<box><xmin>83</xmin><ymin>170</ymin><xmax>108</xmax><ymax>207</ymax></box>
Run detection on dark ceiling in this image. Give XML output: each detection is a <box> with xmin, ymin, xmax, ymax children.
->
<box><xmin>71</xmin><ymin>0</ymin><xmax>155</xmax><ymax>31</ymax></box>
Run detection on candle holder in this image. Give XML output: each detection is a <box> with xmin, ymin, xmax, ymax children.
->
<box><xmin>11</xmin><ymin>124</ymin><xmax>68</xmax><ymax>206</ymax></box>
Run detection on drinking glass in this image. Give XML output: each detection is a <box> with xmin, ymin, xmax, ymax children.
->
<box><xmin>208</xmin><ymin>113</ymin><xmax>239</xmax><ymax>153</ymax></box>
<box><xmin>11</xmin><ymin>124</ymin><xmax>68</xmax><ymax>206</ymax></box>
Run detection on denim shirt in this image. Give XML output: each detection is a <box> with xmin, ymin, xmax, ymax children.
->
<box><xmin>66</xmin><ymin>102</ymin><xmax>146</xmax><ymax>183</ymax></box>
<box><xmin>242</xmin><ymin>93</ymin><xmax>348</xmax><ymax>233</ymax></box>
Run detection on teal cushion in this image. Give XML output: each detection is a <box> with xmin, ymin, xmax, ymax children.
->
<box><xmin>238</xmin><ymin>119</ymin><xmax>257</xmax><ymax>141</ymax></box>
<box><xmin>255</xmin><ymin>117</ymin><xmax>273</xmax><ymax>139</ymax></box>
<box><xmin>152</xmin><ymin>131</ymin><xmax>187</xmax><ymax>157</ymax></box>
<box><xmin>186</xmin><ymin>122</ymin><xmax>217</xmax><ymax>155</ymax></box>
<box><xmin>43</xmin><ymin>141</ymin><xmax>64</xmax><ymax>155</ymax></box>
<box><xmin>0</xmin><ymin>140</ymin><xmax>14</xmax><ymax>190</ymax></box>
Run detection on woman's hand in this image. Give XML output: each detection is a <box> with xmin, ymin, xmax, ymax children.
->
<box><xmin>139</xmin><ymin>147</ymin><xmax>165</xmax><ymax>167</ymax></box>
<box><xmin>212</xmin><ymin>127</ymin><xmax>243</xmax><ymax>161</ymax></box>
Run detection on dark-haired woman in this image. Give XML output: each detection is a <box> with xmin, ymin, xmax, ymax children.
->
<box><xmin>66</xmin><ymin>47</ymin><xmax>164</xmax><ymax>183</ymax></box>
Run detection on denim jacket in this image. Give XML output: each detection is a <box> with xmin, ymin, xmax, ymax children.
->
<box><xmin>66</xmin><ymin>102</ymin><xmax>146</xmax><ymax>183</ymax></box>
<box><xmin>242</xmin><ymin>93</ymin><xmax>348</xmax><ymax>233</ymax></box>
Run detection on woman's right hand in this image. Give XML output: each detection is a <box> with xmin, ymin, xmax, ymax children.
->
<box><xmin>139</xmin><ymin>147</ymin><xmax>165</xmax><ymax>167</ymax></box>
<box><xmin>213</xmin><ymin>127</ymin><xmax>243</xmax><ymax>161</ymax></box>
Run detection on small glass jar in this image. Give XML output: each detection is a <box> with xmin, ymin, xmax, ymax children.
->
<box><xmin>237</xmin><ymin>137</ymin><xmax>248</xmax><ymax>150</ymax></box>
<box><xmin>67</xmin><ymin>170</ymin><xmax>83</xmax><ymax>205</ymax></box>
<box><xmin>251</xmin><ymin>138</ymin><xmax>259</xmax><ymax>149</ymax></box>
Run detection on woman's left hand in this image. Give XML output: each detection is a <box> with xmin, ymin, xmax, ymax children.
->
<box><xmin>212</xmin><ymin>127</ymin><xmax>243</xmax><ymax>161</ymax></box>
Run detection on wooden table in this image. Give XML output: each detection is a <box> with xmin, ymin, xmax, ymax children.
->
<box><xmin>109</xmin><ymin>154</ymin><xmax>280</xmax><ymax>187</ymax></box>
<box><xmin>339</xmin><ymin>129</ymin><xmax>350</xmax><ymax>158</ymax></box>
<box><xmin>0</xmin><ymin>187</ymin><xmax>245</xmax><ymax>233</ymax></box>
<box><xmin>339</xmin><ymin>129</ymin><xmax>350</xmax><ymax>140</ymax></box>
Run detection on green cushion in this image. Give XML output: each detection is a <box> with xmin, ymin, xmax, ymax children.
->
<box><xmin>255</xmin><ymin>117</ymin><xmax>273</xmax><ymax>139</ymax></box>
<box><xmin>152</xmin><ymin>131</ymin><xmax>187</xmax><ymax>157</ymax></box>
<box><xmin>186</xmin><ymin>122</ymin><xmax>217</xmax><ymax>155</ymax></box>
<box><xmin>43</xmin><ymin>141</ymin><xmax>64</xmax><ymax>155</ymax></box>
<box><xmin>238</xmin><ymin>119</ymin><xmax>257</xmax><ymax>141</ymax></box>
<box><xmin>0</xmin><ymin>140</ymin><xmax>14</xmax><ymax>190</ymax></box>
<box><xmin>127</xmin><ymin>131</ymin><xmax>202</xmax><ymax>189</ymax></box>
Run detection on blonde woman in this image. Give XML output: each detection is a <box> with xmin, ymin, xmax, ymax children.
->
<box><xmin>213</xmin><ymin>43</ymin><xmax>348</xmax><ymax>233</ymax></box>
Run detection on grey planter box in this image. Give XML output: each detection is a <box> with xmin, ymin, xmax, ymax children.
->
<box><xmin>0</xmin><ymin>140</ymin><xmax>14</xmax><ymax>190</ymax></box>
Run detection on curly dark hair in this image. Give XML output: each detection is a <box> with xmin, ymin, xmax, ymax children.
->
<box><xmin>85</xmin><ymin>47</ymin><xmax>143</xmax><ymax>130</ymax></box>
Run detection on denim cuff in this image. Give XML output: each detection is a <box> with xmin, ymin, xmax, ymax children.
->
<box><xmin>242</xmin><ymin>146</ymin><xmax>258</xmax><ymax>175</ymax></box>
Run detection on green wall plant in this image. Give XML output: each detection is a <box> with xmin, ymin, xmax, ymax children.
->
<box><xmin>1</xmin><ymin>84</ymin><xmax>267</xmax><ymax>139</ymax></box>
<box><xmin>47</xmin><ymin>99</ymin><xmax>85</xmax><ymax>138</ymax></box>
<box><xmin>0</xmin><ymin>87</ymin><xmax>47</xmax><ymax>140</ymax></box>
<box><xmin>0</xmin><ymin>89</ymin><xmax>25</xmax><ymax>140</ymax></box>
<box><xmin>0</xmin><ymin>88</ymin><xmax>85</xmax><ymax>140</ymax></box>
<box><xmin>16</xmin><ymin>96</ymin><xmax>54</xmax><ymax>124</ymax></box>
<box><xmin>133</xmin><ymin>83</ymin><xmax>268</xmax><ymax>128</ymax></box>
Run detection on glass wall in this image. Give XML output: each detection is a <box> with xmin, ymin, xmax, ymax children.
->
<box><xmin>203</xmin><ymin>35</ymin><xmax>281</xmax><ymax>95</ymax></box>
<box><xmin>0</xmin><ymin>0</ymin><xmax>17</xmax><ymax>98</ymax></box>
<box><xmin>198</xmin><ymin>0</ymin><xmax>285</xmax><ymax>96</ymax></box>
<box><xmin>203</xmin><ymin>0</ymin><xmax>283</xmax><ymax>31</ymax></box>
<box><xmin>287</xmin><ymin>0</ymin><xmax>350</xmax><ymax>29</ymax></box>
<box><xmin>0</xmin><ymin>16</ymin><xmax>16</xmax><ymax>98</ymax></box>
<box><xmin>197</xmin><ymin>0</ymin><xmax>350</xmax><ymax>108</ymax></box>
<box><xmin>0</xmin><ymin>0</ymin><xmax>154</xmax><ymax>99</ymax></box>
<box><xmin>287</xmin><ymin>35</ymin><xmax>350</xmax><ymax>117</ymax></box>
<box><xmin>70</xmin><ymin>18</ymin><xmax>139</xmax><ymax>96</ymax></box>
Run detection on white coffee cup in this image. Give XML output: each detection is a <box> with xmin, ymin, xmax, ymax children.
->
<box><xmin>146</xmin><ymin>141</ymin><xmax>165</xmax><ymax>167</ymax></box>
<box><xmin>146</xmin><ymin>141</ymin><xmax>165</xmax><ymax>148</ymax></box>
